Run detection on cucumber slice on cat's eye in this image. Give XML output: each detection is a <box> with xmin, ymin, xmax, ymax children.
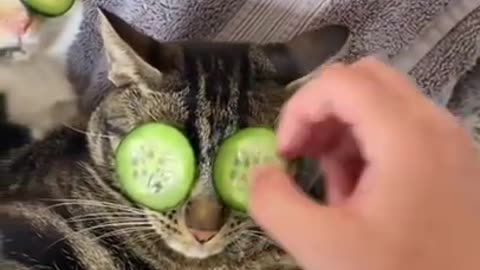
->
<box><xmin>115</xmin><ymin>123</ymin><xmax>196</xmax><ymax>211</ymax></box>
<box><xmin>213</xmin><ymin>128</ymin><xmax>288</xmax><ymax>212</ymax></box>
<box><xmin>22</xmin><ymin>0</ymin><xmax>75</xmax><ymax>17</ymax></box>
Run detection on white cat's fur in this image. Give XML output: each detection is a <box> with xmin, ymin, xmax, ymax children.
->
<box><xmin>0</xmin><ymin>56</ymin><xmax>78</xmax><ymax>139</ymax></box>
<box><xmin>0</xmin><ymin>0</ymin><xmax>84</xmax><ymax>139</ymax></box>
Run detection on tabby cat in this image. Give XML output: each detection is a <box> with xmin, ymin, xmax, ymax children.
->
<box><xmin>0</xmin><ymin>8</ymin><xmax>350</xmax><ymax>270</ymax></box>
<box><xmin>0</xmin><ymin>0</ymin><xmax>83</xmax><ymax>150</ymax></box>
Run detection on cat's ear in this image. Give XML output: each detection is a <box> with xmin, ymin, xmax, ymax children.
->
<box><xmin>262</xmin><ymin>25</ymin><xmax>350</xmax><ymax>85</ymax></box>
<box><xmin>97</xmin><ymin>8</ymin><xmax>181</xmax><ymax>86</ymax></box>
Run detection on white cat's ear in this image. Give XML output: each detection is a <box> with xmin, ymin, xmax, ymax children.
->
<box><xmin>97</xmin><ymin>8</ymin><xmax>161</xmax><ymax>87</ymax></box>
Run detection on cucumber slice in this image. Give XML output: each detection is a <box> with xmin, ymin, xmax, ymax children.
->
<box><xmin>22</xmin><ymin>0</ymin><xmax>75</xmax><ymax>17</ymax></box>
<box><xmin>115</xmin><ymin>123</ymin><xmax>196</xmax><ymax>211</ymax></box>
<box><xmin>213</xmin><ymin>128</ymin><xmax>288</xmax><ymax>212</ymax></box>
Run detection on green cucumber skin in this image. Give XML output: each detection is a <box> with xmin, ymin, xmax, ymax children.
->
<box><xmin>114</xmin><ymin>123</ymin><xmax>196</xmax><ymax>211</ymax></box>
<box><xmin>22</xmin><ymin>0</ymin><xmax>75</xmax><ymax>17</ymax></box>
<box><xmin>213</xmin><ymin>128</ymin><xmax>283</xmax><ymax>213</ymax></box>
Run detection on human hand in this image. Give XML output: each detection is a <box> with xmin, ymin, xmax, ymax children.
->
<box><xmin>249</xmin><ymin>57</ymin><xmax>480</xmax><ymax>270</ymax></box>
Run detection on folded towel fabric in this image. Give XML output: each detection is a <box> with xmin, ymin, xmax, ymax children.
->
<box><xmin>68</xmin><ymin>0</ymin><xmax>480</xmax><ymax>142</ymax></box>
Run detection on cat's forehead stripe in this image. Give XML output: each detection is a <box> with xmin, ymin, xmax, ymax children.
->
<box><xmin>182</xmin><ymin>50</ymin><xmax>202</xmax><ymax>159</ymax></box>
<box><xmin>179</xmin><ymin>44</ymin><xmax>255</xmax><ymax>196</ymax></box>
<box><xmin>181</xmin><ymin>45</ymin><xmax>253</xmax><ymax>159</ymax></box>
<box><xmin>236</xmin><ymin>50</ymin><xmax>253</xmax><ymax>128</ymax></box>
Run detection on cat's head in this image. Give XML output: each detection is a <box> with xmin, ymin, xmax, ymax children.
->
<box><xmin>86</xmin><ymin>8</ymin><xmax>349</xmax><ymax>264</ymax></box>
<box><xmin>0</xmin><ymin>0</ymin><xmax>83</xmax><ymax>61</ymax></box>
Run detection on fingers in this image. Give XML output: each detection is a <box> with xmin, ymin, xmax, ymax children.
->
<box><xmin>320</xmin><ymin>131</ymin><xmax>364</xmax><ymax>205</ymax></box>
<box><xmin>276</xmin><ymin>57</ymin><xmax>427</xmax><ymax>166</ymax></box>
<box><xmin>248</xmin><ymin>166</ymin><xmax>321</xmax><ymax>232</ymax></box>
<box><xmin>248</xmin><ymin>166</ymin><xmax>338</xmax><ymax>259</ymax></box>
<box><xmin>248</xmin><ymin>56</ymin><xmax>480</xmax><ymax>270</ymax></box>
<box><xmin>351</xmin><ymin>56</ymin><xmax>423</xmax><ymax>101</ymax></box>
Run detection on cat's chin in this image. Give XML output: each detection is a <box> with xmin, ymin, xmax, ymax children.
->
<box><xmin>165</xmin><ymin>237</ymin><xmax>225</xmax><ymax>259</ymax></box>
<box><xmin>147</xmin><ymin>212</ymin><xmax>229</xmax><ymax>259</ymax></box>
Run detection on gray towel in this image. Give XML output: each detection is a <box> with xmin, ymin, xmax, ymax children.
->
<box><xmin>68</xmin><ymin>0</ymin><xmax>480</xmax><ymax>141</ymax></box>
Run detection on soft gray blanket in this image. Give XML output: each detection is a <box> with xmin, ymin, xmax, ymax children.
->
<box><xmin>68</xmin><ymin>0</ymin><xmax>480</xmax><ymax>142</ymax></box>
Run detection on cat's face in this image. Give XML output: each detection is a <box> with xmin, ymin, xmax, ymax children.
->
<box><xmin>0</xmin><ymin>0</ymin><xmax>83</xmax><ymax>59</ymax></box>
<box><xmin>86</xmin><ymin>8</ymin><xmax>349</xmax><ymax>263</ymax></box>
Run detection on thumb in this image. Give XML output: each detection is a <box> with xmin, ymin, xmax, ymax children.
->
<box><xmin>248</xmin><ymin>165</ymin><xmax>346</xmax><ymax>264</ymax></box>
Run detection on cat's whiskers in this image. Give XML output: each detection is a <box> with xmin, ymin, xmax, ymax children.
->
<box><xmin>227</xmin><ymin>238</ymin><xmax>247</xmax><ymax>258</ymax></box>
<box><xmin>79</xmin><ymin>221</ymin><xmax>152</xmax><ymax>231</ymax></box>
<box><xmin>92</xmin><ymin>227</ymin><xmax>163</xmax><ymax>250</ymax></box>
<box><xmin>241</xmin><ymin>228</ymin><xmax>274</xmax><ymax>246</ymax></box>
<box><xmin>47</xmin><ymin>220</ymin><xmax>153</xmax><ymax>250</ymax></box>
<box><xmin>232</xmin><ymin>221</ymin><xmax>260</xmax><ymax>232</ymax></box>
<box><xmin>44</xmin><ymin>198</ymin><xmax>144</xmax><ymax>214</ymax></box>
<box><xmin>68</xmin><ymin>211</ymin><xmax>145</xmax><ymax>220</ymax></box>
<box><xmin>44</xmin><ymin>200</ymin><xmax>133</xmax><ymax>210</ymax></box>
<box><xmin>223</xmin><ymin>225</ymin><xmax>273</xmax><ymax>258</ymax></box>
<box><xmin>77</xmin><ymin>162</ymin><xmax>114</xmax><ymax>179</ymax></box>
<box><xmin>75</xmin><ymin>173</ymin><xmax>116</xmax><ymax>188</ymax></box>
<box><xmin>128</xmin><ymin>231</ymin><xmax>162</xmax><ymax>247</ymax></box>
<box><xmin>91</xmin><ymin>226</ymin><xmax>155</xmax><ymax>243</ymax></box>
<box><xmin>132</xmin><ymin>97</ymin><xmax>158</xmax><ymax>122</ymax></box>
<box><xmin>240</xmin><ymin>232</ymin><xmax>271</xmax><ymax>243</ymax></box>
<box><xmin>62</xmin><ymin>122</ymin><xmax>116</xmax><ymax>140</ymax></box>
<box><xmin>69</xmin><ymin>215</ymin><xmax>146</xmax><ymax>223</ymax></box>
<box><xmin>235</xmin><ymin>237</ymin><xmax>268</xmax><ymax>258</ymax></box>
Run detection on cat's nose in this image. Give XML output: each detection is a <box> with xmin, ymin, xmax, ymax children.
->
<box><xmin>189</xmin><ymin>229</ymin><xmax>218</xmax><ymax>243</ymax></box>
<box><xmin>0</xmin><ymin>1</ymin><xmax>31</xmax><ymax>36</ymax></box>
<box><xmin>0</xmin><ymin>15</ymin><xmax>31</xmax><ymax>36</ymax></box>
<box><xmin>184</xmin><ymin>197</ymin><xmax>229</xmax><ymax>244</ymax></box>
<box><xmin>0</xmin><ymin>1</ymin><xmax>31</xmax><ymax>49</ymax></box>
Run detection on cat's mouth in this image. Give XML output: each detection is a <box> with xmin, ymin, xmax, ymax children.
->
<box><xmin>0</xmin><ymin>27</ymin><xmax>36</xmax><ymax>60</ymax></box>
<box><xmin>0</xmin><ymin>35</ymin><xmax>22</xmax><ymax>56</ymax></box>
<box><xmin>0</xmin><ymin>46</ymin><xmax>21</xmax><ymax>57</ymax></box>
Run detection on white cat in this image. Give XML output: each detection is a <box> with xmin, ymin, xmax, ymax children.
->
<box><xmin>0</xmin><ymin>0</ymin><xmax>84</xmax><ymax>139</ymax></box>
